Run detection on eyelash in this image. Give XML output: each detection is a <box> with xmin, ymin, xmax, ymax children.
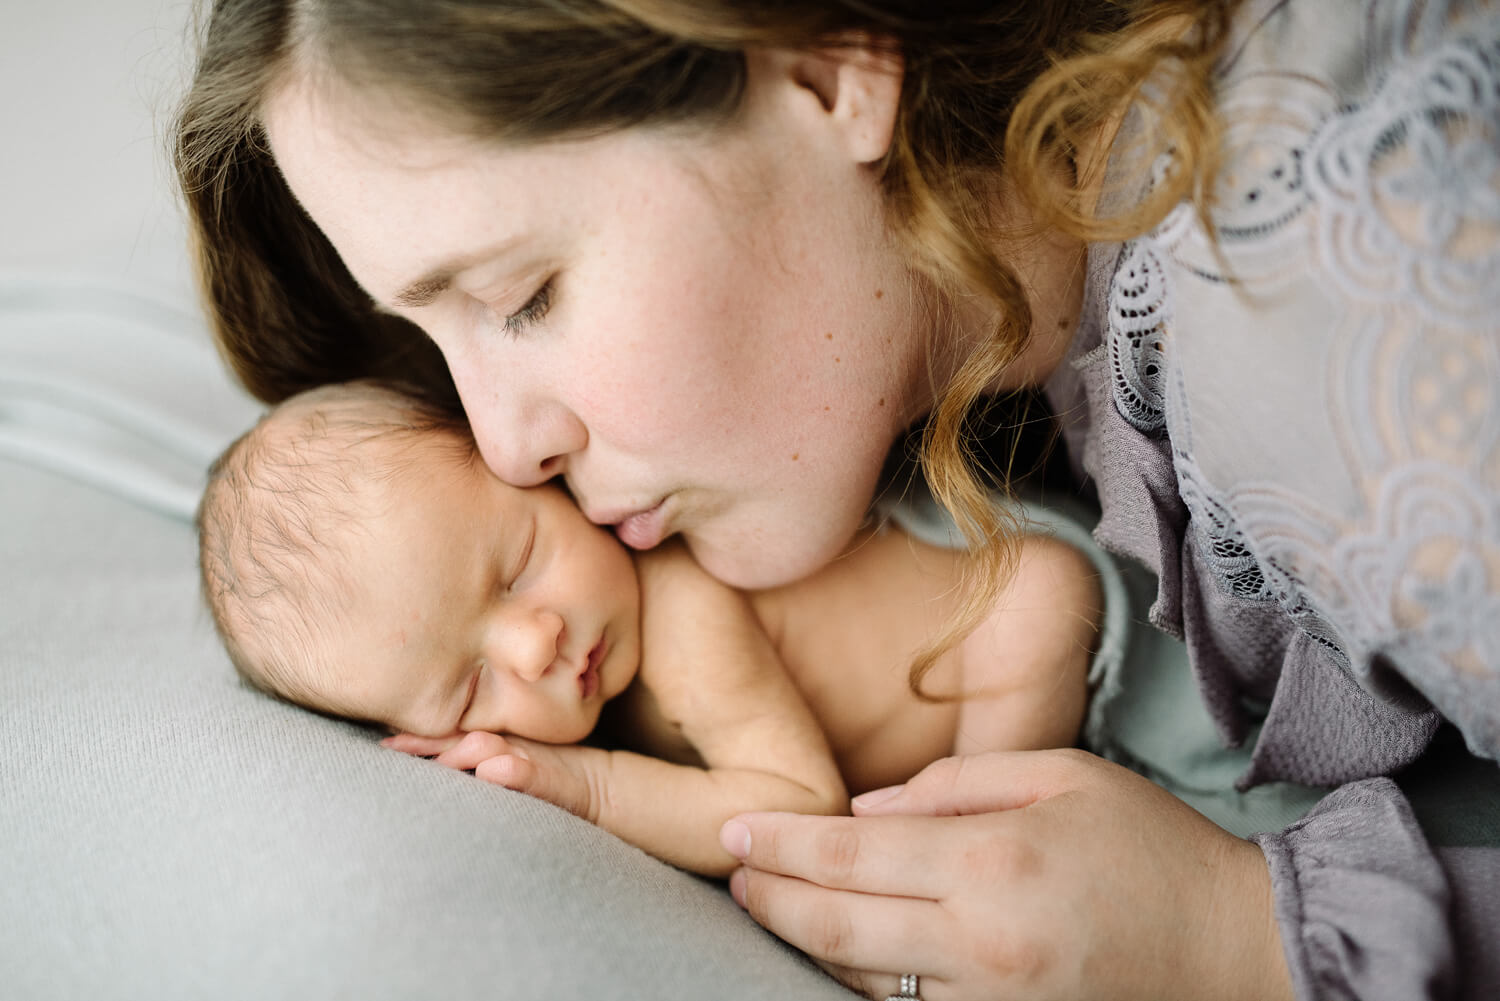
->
<box><xmin>498</xmin><ymin>279</ymin><xmax>555</xmax><ymax>337</ymax></box>
<box><xmin>460</xmin><ymin>667</ymin><xmax>483</xmax><ymax>722</ymax></box>
<box><xmin>507</xmin><ymin>519</ymin><xmax>537</xmax><ymax>594</ymax></box>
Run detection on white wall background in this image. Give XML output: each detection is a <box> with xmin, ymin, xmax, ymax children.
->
<box><xmin>1</xmin><ymin>2</ymin><xmax>197</xmax><ymax>301</ymax></box>
<box><xmin>0</xmin><ymin>2</ymin><xmax>264</xmax><ymax>523</ymax></box>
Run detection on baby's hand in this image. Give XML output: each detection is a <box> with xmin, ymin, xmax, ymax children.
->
<box><xmin>382</xmin><ymin>731</ymin><xmax>600</xmax><ymax>821</ymax></box>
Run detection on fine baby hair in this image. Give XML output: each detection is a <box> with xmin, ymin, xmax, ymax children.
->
<box><xmin>197</xmin><ymin>380</ymin><xmax>473</xmax><ymax>707</ymax></box>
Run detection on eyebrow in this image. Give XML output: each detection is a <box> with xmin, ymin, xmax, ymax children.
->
<box><xmin>385</xmin><ymin>236</ymin><xmax>526</xmax><ymax>311</ymax></box>
<box><xmin>391</xmin><ymin>272</ymin><xmax>454</xmax><ymax>309</ymax></box>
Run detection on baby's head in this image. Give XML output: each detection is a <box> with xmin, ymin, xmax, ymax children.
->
<box><xmin>198</xmin><ymin>381</ymin><xmax>641</xmax><ymax>743</ymax></box>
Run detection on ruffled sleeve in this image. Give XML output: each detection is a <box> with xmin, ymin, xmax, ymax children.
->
<box><xmin>1043</xmin><ymin>3</ymin><xmax>1500</xmax><ymax>997</ymax></box>
<box><xmin>1253</xmin><ymin>779</ymin><xmax>1456</xmax><ymax>1000</ymax></box>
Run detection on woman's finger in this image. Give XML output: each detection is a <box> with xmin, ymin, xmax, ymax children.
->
<box><xmin>852</xmin><ymin>747</ymin><xmax>1102</xmax><ymax>817</ymax></box>
<box><xmin>728</xmin><ymin>864</ymin><xmax>953</xmax><ymax>978</ymax></box>
<box><xmin>722</xmin><ymin>812</ymin><xmax>962</xmax><ymax>898</ymax></box>
<box><xmin>817</xmin><ymin>961</ymin><xmax>948</xmax><ymax>1001</ymax></box>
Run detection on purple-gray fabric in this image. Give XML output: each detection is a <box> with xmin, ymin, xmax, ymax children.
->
<box><xmin>1043</xmin><ymin>0</ymin><xmax>1500</xmax><ymax>997</ymax></box>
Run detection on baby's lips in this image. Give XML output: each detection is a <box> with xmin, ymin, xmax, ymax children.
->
<box><xmin>578</xmin><ymin>662</ymin><xmax>600</xmax><ymax>699</ymax></box>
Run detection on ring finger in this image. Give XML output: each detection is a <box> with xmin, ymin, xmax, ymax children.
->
<box><xmin>818</xmin><ymin>964</ymin><xmax>950</xmax><ymax>1001</ymax></box>
<box><xmin>730</xmin><ymin>866</ymin><xmax>953</xmax><ymax>977</ymax></box>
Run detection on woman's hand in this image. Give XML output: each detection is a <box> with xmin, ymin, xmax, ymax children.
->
<box><xmin>383</xmin><ymin>730</ymin><xmax>602</xmax><ymax>821</ymax></box>
<box><xmin>720</xmin><ymin>749</ymin><xmax>1293</xmax><ymax>1001</ymax></box>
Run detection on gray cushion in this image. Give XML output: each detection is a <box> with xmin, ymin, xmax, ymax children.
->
<box><xmin>1</xmin><ymin>5</ymin><xmax>850</xmax><ymax>993</ymax></box>
<box><xmin>0</xmin><ymin>283</ymin><xmax>854</xmax><ymax>1000</ymax></box>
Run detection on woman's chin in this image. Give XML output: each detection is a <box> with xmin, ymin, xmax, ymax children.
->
<box><xmin>682</xmin><ymin>528</ymin><xmax>846</xmax><ymax>591</ymax></box>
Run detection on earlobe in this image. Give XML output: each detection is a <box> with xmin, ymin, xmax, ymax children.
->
<box><xmin>774</xmin><ymin>37</ymin><xmax>905</xmax><ymax>165</ymax></box>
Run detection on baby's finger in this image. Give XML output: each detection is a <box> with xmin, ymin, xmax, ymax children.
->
<box><xmin>852</xmin><ymin>748</ymin><xmax>1100</xmax><ymax>818</ymax></box>
<box><xmin>433</xmin><ymin>730</ymin><xmax>516</xmax><ymax>771</ymax></box>
<box><xmin>473</xmin><ymin>751</ymin><xmax>536</xmax><ymax>792</ymax></box>
<box><xmin>380</xmin><ymin>731</ymin><xmax>463</xmax><ymax>757</ymax></box>
<box><xmin>474</xmin><ymin>751</ymin><xmax>591</xmax><ymax>819</ymax></box>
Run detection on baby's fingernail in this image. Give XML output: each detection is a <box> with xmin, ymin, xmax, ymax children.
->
<box><xmin>728</xmin><ymin>868</ymin><xmax>747</xmax><ymax>907</ymax></box>
<box><xmin>510</xmin><ymin>746</ymin><xmax>530</xmax><ymax>761</ymax></box>
<box><xmin>852</xmin><ymin>785</ymin><xmax>904</xmax><ymax>810</ymax></box>
<box><xmin>720</xmin><ymin>820</ymin><xmax>751</xmax><ymax>859</ymax></box>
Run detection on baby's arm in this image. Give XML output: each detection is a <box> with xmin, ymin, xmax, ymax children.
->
<box><xmin>391</xmin><ymin>543</ymin><xmax>847</xmax><ymax>877</ymax></box>
<box><xmin>591</xmin><ymin>543</ymin><xmax>848</xmax><ymax>875</ymax></box>
<box><xmin>950</xmin><ymin>532</ymin><xmax>1100</xmax><ymax>755</ymax></box>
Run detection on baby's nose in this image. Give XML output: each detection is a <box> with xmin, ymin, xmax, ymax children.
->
<box><xmin>511</xmin><ymin>609</ymin><xmax>565</xmax><ymax>683</ymax></box>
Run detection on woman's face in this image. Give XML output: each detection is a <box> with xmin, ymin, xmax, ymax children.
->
<box><xmin>263</xmin><ymin>51</ymin><xmax>932</xmax><ymax>588</ymax></box>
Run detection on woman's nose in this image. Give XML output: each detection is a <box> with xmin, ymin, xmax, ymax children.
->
<box><xmin>463</xmin><ymin>389</ymin><xmax>587</xmax><ymax>488</ymax></box>
<box><xmin>501</xmin><ymin>608</ymin><xmax>566</xmax><ymax>683</ymax></box>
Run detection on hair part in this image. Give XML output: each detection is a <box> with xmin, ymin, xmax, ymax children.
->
<box><xmin>197</xmin><ymin>380</ymin><xmax>476</xmax><ymax>708</ymax></box>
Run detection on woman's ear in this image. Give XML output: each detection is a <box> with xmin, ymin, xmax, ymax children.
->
<box><xmin>752</xmin><ymin>38</ymin><xmax>904</xmax><ymax>165</ymax></box>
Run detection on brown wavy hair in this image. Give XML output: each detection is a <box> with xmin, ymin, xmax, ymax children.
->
<box><xmin>175</xmin><ymin>0</ymin><xmax>1242</xmax><ymax>699</ymax></box>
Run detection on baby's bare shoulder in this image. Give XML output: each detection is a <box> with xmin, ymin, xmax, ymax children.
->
<box><xmin>633</xmin><ymin>540</ymin><xmax>747</xmax><ymax>624</ymax></box>
<box><xmin>1006</xmin><ymin>532</ymin><xmax>1101</xmax><ymax>608</ymax></box>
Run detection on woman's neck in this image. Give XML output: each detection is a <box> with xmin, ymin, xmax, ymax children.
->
<box><xmin>927</xmin><ymin>169</ymin><xmax>1088</xmax><ymax>396</ymax></box>
<box><xmin>989</xmin><ymin>214</ymin><xmax>1088</xmax><ymax>392</ymax></box>
<box><xmin>960</xmin><ymin>9</ymin><xmax>1197</xmax><ymax>395</ymax></box>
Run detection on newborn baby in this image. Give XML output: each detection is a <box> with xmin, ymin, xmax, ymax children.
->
<box><xmin>198</xmin><ymin>381</ymin><xmax>1101</xmax><ymax>875</ymax></box>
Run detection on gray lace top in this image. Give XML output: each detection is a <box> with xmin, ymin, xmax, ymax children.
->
<box><xmin>1042</xmin><ymin>0</ymin><xmax>1500</xmax><ymax>997</ymax></box>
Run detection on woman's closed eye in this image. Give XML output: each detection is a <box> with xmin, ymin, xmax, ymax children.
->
<box><xmin>489</xmin><ymin>278</ymin><xmax>555</xmax><ymax>337</ymax></box>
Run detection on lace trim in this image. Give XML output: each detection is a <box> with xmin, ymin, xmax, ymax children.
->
<box><xmin>1175</xmin><ymin>456</ymin><xmax>1276</xmax><ymax>602</ymax></box>
<box><xmin>1305</xmin><ymin>18</ymin><xmax>1500</xmax><ymax>323</ymax></box>
<box><xmin>1105</xmin><ymin>239</ymin><xmax>1174</xmax><ymax>435</ymax></box>
<box><xmin>1137</xmin><ymin>74</ymin><xmax>1336</xmax><ymax>291</ymax></box>
<box><xmin>1103</xmin><ymin>1</ymin><xmax>1500</xmax><ymax>690</ymax></box>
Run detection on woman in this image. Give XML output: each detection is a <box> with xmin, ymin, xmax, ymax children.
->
<box><xmin>174</xmin><ymin>1</ymin><xmax>1499</xmax><ymax>998</ymax></box>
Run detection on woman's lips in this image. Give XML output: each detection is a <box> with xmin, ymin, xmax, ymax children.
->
<box><xmin>612</xmin><ymin>500</ymin><xmax>668</xmax><ymax>550</ymax></box>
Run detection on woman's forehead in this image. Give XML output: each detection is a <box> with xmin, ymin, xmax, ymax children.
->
<box><xmin>265</xmin><ymin>92</ymin><xmax>529</xmax><ymax>299</ymax></box>
<box><xmin>264</xmin><ymin>66</ymin><xmax>489</xmax><ymax>172</ymax></box>
<box><xmin>262</xmin><ymin>74</ymin><xmax>689</xmax><ymax>304</ymax></box>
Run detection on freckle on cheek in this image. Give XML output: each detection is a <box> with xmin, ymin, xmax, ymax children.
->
<box><xmin>874</xmin><ymin>289</ymin><xmax>884</xmax><ymax>299</ymax></box>
<box><xmin>825</xmin><ymin>332</ymin><xmax>833</xmax><ymax>340</ymax></box>
<box><xmin>791</xmin><ymin>453</ymin><xmax>800</xmax><ymax>461</ymax></box>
